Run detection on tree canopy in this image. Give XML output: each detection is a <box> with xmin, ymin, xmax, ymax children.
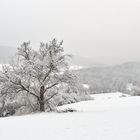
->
<box><xmin>0</xmin><ymin>39</ymin><xmax>76</xmax><ymax>112</ymax></box>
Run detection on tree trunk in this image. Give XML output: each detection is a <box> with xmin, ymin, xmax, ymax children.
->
<box><xmin>39</xmin><ymin>100</ymin><xmax>45</xmax><ymax>112</ymax></box>
<box><xmin>39</xmin><ymin>86</ymin><xmax>45</xmax><ymax>112</ymax></box>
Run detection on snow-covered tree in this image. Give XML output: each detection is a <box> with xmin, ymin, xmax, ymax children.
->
<box><xmin>0</xmin><ymin>39</ymin><xmax>76</xmax><ymax>112</ymax></box>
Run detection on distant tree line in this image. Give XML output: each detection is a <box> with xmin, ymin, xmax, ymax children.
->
<box><xmin>75</xmin><ymin>63</ymin><xmax>140</xmax><ymax>95</ymax></box>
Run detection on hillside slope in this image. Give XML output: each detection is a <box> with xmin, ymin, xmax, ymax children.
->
<box><xmin>75</xmin><ymin>62</ymin><xmax>140</xmax><ymax>94</ymax></box>
<box><xmin>0</xmin><ymin>93</ymin><xmax>140</xmax><ymax>140</ymax></box>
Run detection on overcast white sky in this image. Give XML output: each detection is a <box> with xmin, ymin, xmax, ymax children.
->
<box><xmin>0</xmin><ymin>0</ymin><xmax>140</xmax><ymax>64</ymax></box>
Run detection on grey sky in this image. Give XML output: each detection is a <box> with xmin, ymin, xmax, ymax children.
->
<box><xmin>0</xmin><ymin>0</ymin><xmax>140</xmax><ymax>64</ymax></box>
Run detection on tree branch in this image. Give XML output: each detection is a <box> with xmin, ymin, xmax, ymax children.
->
<box><xmin>19</xmin><ymin>83</ymin><xmax>40</xmax><ymax>100</ymax></box>
<box><xmin>45</xmin><ymin>92</ymin><xmax>58</xmax><ymax>101</ymax></box>
<box><xmin>8</xmin><ymin>78</ymin><xmax>40</xmax><ymax>100</ymax></box>
<box><xmin>45</xmin><ymin>82</ymin><xmax>59</xmax><ymax>92</ymax></box>
<box><xmin>42</xmin><ymin>64</ymin><xmax>53</xmax><ymax>83</ymax></box>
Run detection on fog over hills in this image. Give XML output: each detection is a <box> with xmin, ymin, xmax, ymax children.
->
<box><xmin>0</xmin><ymin>46</ymin><xmax>104</xmax><ymax>67</ymax></box>
<box><xmin>0</xmin><ymin>46</ymin><xmax>140</xmax><ymax>67</ymax></box>
<box><xmin>0</xmin><ymin>46</ymin><xmax>16</xmax><ymax>63</ymax></box>
<box><xmin>0</xmin><ymin>46</ymin><xmax>139</xmax><ymax>68</ymax></box>
<box><xmin>1</xmin><ymin>46</ymin><xmax>140</xmax><ymax>95</ymax></box>
<box><xmin>69</xmin><ymin>55</ymin><xmax>105</xmax><ymax>67</ymax></box>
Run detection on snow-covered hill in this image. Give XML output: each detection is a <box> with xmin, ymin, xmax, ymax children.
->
<box><xmin>0</xmin><ymin>93</ymin><xmax>140</xmax><ymax>140</ymax></box>
<box><xmin>58</xmin><ymin>92</ymin><xmax>131</xmax><ymax>112</ymax></box>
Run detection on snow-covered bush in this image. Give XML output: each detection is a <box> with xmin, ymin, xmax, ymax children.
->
<box><xmin>57</xmin><ymin>108</ymin><xmax>77</xmax><ymax>113</ymax></box>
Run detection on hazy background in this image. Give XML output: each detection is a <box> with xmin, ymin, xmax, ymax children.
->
<box><xmin>0</xmin><ymin>0</ymin><xmax>140</xmax><ymax>64</ymax></box>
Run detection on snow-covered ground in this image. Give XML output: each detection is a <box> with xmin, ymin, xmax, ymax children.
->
<box><xmin>59</xmin><ymin>92</ymin><xmax>132</xmax><ymax>112</ymax></box>
<box><xmin>69</xmin><ymin>65</ymin><xmax>84</xmax><ymax>70</ymax></box>
<box><xmin>0</xmin><ymin>93</ymin><xmax>140</xmax><ymax>140</ymax></box>
<box><xmin>91</xmin><ymin>92</ymin><xmax>130</xmax><ymax>100</ymax></box>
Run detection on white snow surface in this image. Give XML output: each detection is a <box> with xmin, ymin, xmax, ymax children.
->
<box><xmin>69</xmin><ymin>65</ymin><xmax>84</xmax><ymax>70</ymax></box>
<box><xmin>82</xmin><ymin>84</ymin><xmax>90</xmax><ymax>89</ymax></box>
<box><xmin>1</xmin><ymin>92</ymin><xmax>140</xmax><ymax>140</ymax></box>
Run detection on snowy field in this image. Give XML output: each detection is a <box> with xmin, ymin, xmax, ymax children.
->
<box><xmin>0</xmin><ymin>92</ymin><xmax>140</xmax><ymax>140</ymax></box>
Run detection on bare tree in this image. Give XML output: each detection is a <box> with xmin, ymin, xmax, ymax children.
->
<box><xmin>0</xmin><ymin>39</ymin><xmax>76</xmax><ymax>112</ymax></box>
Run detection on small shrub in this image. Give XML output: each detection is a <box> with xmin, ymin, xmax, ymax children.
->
<box><xmin>57</xmin><ymin>108</ymin><xmax>77</xmax><ymax>113</ymax></box>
